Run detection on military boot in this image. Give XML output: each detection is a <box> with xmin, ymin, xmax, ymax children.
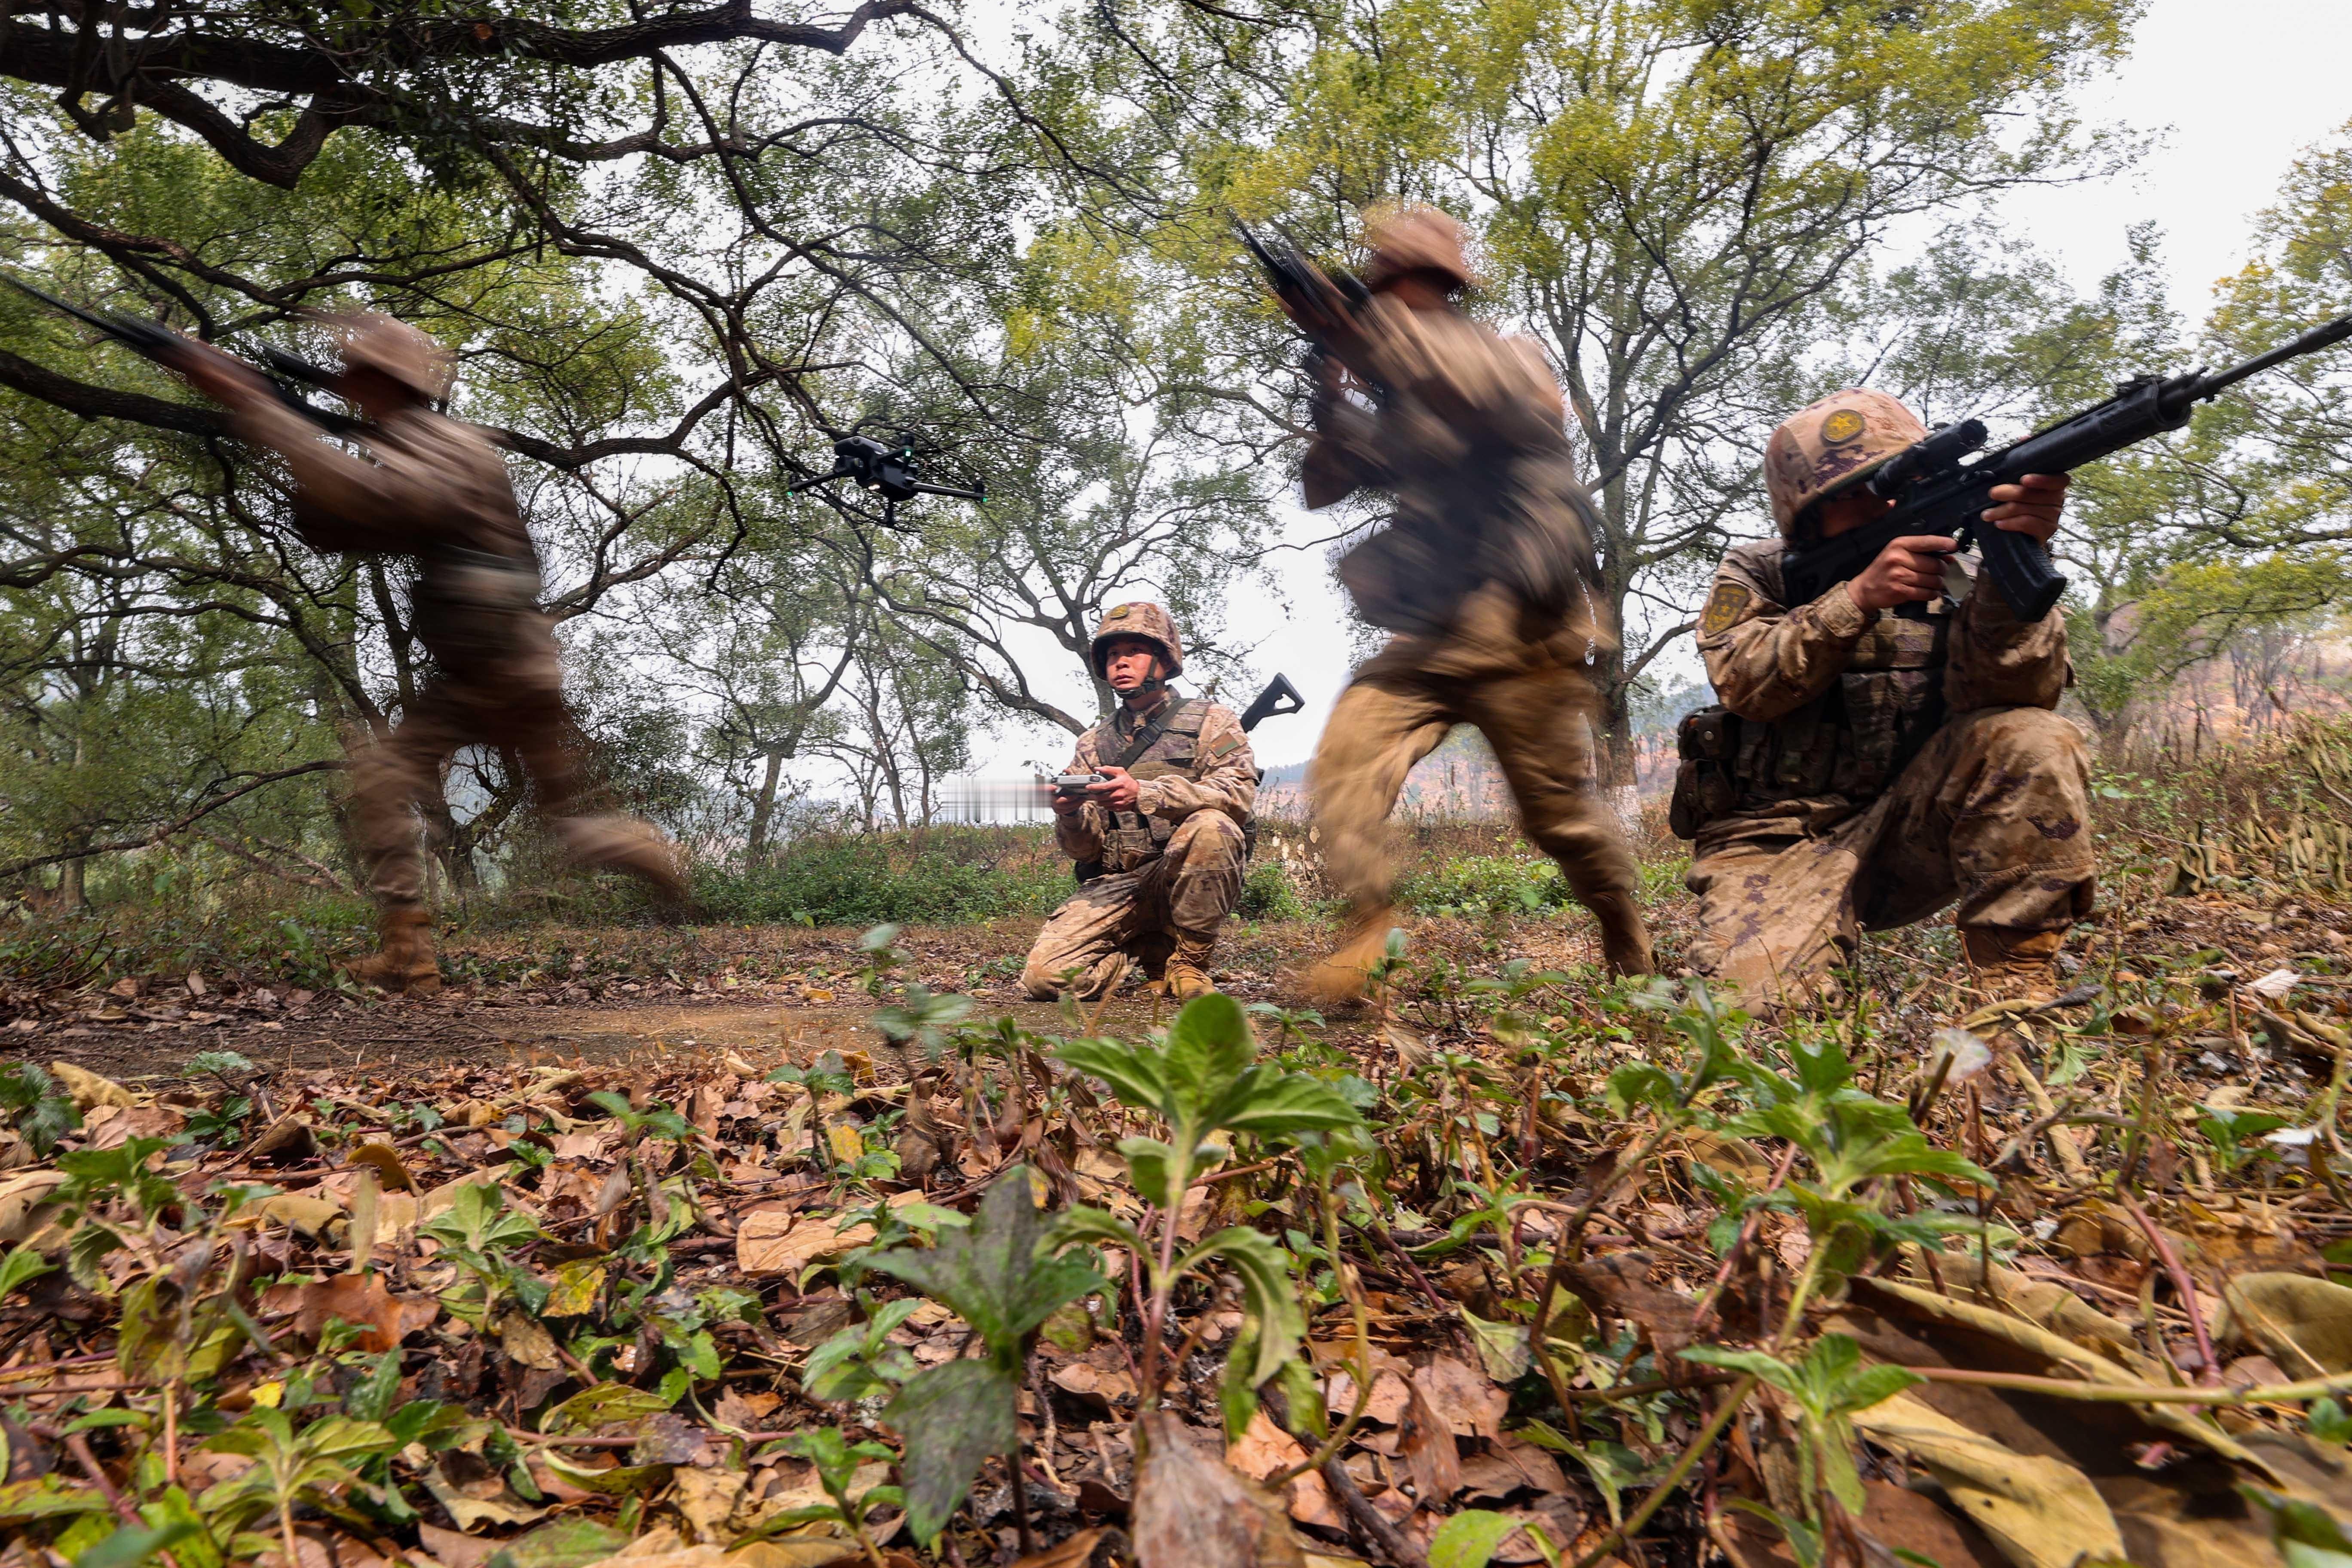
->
<box><xmin>1583</xmin><ymin>891</ymin><xmax>1656</xmax><ymax>978</ymax></box>
<box><xmin>557</xmin><ymin>814</ymin><xmax>689</xmax><ymax>903</ymax></box>
<box><xmin>1163</xmin><ymin>932</ymin><xmax>1219</xmax><ymax>1001</ymax></box>
<box><xmin>347</xmin><ymin>905</ymin><xmax>441</xmax><ymax>996</ymax></box>
<box><xmin>1301</xmin><ymin>906</ymin><xmax>1397</xmax><ymax>1005</ymax></box>
<box><xmin>1961</xmin><ymin>926</ymin><xmax>2065</xmax><ymax>1004</ymax></box>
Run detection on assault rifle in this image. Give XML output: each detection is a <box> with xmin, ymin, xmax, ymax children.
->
<box><xmin>1232</xmin><ymin>217</ymin><xmax>1389</xmax><ymax>404</ymax></box>
<box><xmin>2</xmin><ymin>272</ymin><xmax>355</xmax><ymax>427</ymax></box>
<box><xmin>1782</xmin><ymin>309</ymin><xmax>2352</xmax><ymax>622</ymax></box>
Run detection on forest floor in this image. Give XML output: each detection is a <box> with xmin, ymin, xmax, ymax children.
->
<box><xmin>6</xmin><ymin>813</ymin><xmax>2352</xmax><ymax>1568</ymax></box>
<box><xmin>3</xmin><ymin>896</ymin><xmax>1659</xmax><ymax>1084</ymax></box>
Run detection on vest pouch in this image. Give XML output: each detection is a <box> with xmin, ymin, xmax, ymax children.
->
<box><xmin>1670</xmin><ymin>705</ymin><xmax>1742</xmax><ymax>839</ymax></box>
<box><xmin>1100</xmin><ymin>819</ymin><xmax>1158</xmax><ymax>874</ymax></box>
<box><xmin>1834</xmin><ymin>668</ymin><xmax>1943</xmax><ymax>799</ymax></box>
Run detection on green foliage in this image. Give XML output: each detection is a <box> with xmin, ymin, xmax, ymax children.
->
<box><xmin>199</xmin><ymin>1409</ymin><xmax>402</xmax><ymax>1563</ymax></box>
<box><xmin>868</xmin><ymin>1167</ymin><xmax>1106</xmax><ymax>1546</ymax></box>
<box><xmin>1238</xmin><ymin>858</ymin><xmax>1305</xmax><ymax>921</ymax></box>
<box><xmin>584</xmin><ymin>1092</ymin><xmax>691</xmax><ymax>1144</ymax></box>
<box><xmin>1430</xmin><ymin>1507</ymin><xmax>1559</xmax><ymax>1568</ymax></box>
<box><xmin>801</xmin><ymin>1298</ymin><xmax>922</xmax><ymax>1403</ymax></box>
<box><xmin>737</xmin><ymin>1428</ymin><xmax>902</xmax><ymax>1553</ymax></box>
<box><xmin>1057</xmin><ymin>993</ymin><xmax>1362</xmax><ymax>1390</ymax></box>
<box><xmin>417</xmin><ymin>1181</ymin><xmax>547</xmax><ymax>1322</ymax></box>
<box><xmin>2242</xmin><ymin>1485</ymin><xmax>2352</xmax><ymax>1568</ymax></box>
<box><xmin>693</xmin><ymin>834</ymin><xmax>1068</xmax><ymax>927</ymax></box>
<box><xmin>2198</xmin><ymin>1106</ymin><xmax>2292</xmax><ymax>1176</ymax></box>
<box><xmin>1396</xmin><ymin>854</ymin><xmax>1571</xmax><ymax>921</ymax></box>
<box><xmin>0</xmin><ymin>1061</ymin><xmax>82</xmax><ymax>1155</ymax></box>
<box><xmin>1682</xmin><ymin>1337</ymin><xmax>1921</xmax><ymax>1518</ymax></box>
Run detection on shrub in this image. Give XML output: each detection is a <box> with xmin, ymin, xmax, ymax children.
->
<box><xmin>1239</xmin><ymin>858</ymin><xmax>1305</xmax><ymax>921</ymax></box>
<box><xmin>1394</xmin><ymin>853</ymin><xmax>1573</xmax><ymax>920</ymax></box>
<box><xmin>694</xmin><ymin>830</ymin><xmax>1069</xmax><ymax>927</ymax></box>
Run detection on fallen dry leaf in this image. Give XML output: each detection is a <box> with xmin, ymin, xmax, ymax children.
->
<box><xmin>1412</xmin><ymin>1354</ymin><xmax>1506</xmax><ymax>1440</ymax></box>
<box><xmin>1226</xmin><ymin>1409</ymin><xmax>1345</xmax><ymax>1532</ymax></box>
<box><xmin>1132</xmin><ymin>1411</ymin><xmax>1307</xmax><ymax>1568</ymax></box>
<box><xmin>293</xmin><ymin>1273</ymin><xmax>436</xmax><ymax>1352</ymax></box>
<box><xmin>1398</xmin><ymin>1367</ymin><xmax>1461</xmax><ymax>1506</ymax></box>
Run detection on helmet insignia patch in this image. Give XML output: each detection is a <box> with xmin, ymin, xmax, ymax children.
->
<box><xmin>1820</xmin><ymin>409</ymin><xmax>1866</xmax><ymax>446</ymax></box>
<box><xmin>1109</xmin><ymin>604</ymin><xmax>1130</xmax><ymax>618</ymax></box>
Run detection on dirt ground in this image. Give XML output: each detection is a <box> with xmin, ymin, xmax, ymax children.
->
<box><xmin>3</xmin><ymin>910</ymin><xmax>1637</xmax><ymax>1084</ymax></box>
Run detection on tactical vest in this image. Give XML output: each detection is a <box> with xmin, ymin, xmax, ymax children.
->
<box><xmin>1077</xmin><ymin>698</ymin><xmax>1245</xmax><ymax>881</ymax></box>
<box><xmin>1671</xmin><ymin>601</ymin><xmax>1952</xmax><ymax>838</ymax></box>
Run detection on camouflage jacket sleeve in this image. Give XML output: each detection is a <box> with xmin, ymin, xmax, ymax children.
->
<box><xmin>1353</xmin><ymin>302</ymin><xmax>1567</xmax><ymax>449</ymax></box>
<box><xmin>1944</xmin><ymin>563</ymin><xmax>2071</xmax><ymax>712</ymax></box>
<box><xmin>233</xmin><ymin>404</ymin><xmax>490</xmax><ymax>554</ymax></box>
<box><xmin>1696</xmin><ymin>543</ymin><xmax>1872</xmax><ymax>723</ymax></box>
<box><xmin>1301</xmin><ymin>395</ymin><xmax>1392</xmax><ymax>509</ymax></box>
<box><xmin>1137</xmin><ymin>704</ymin><xmax>1257</xmax><ymax>824</ymax></box>
<box><xmin>1053</xmin><ymin>727</ymin><xmax>1107</xmax><ymax>863</ymax></box>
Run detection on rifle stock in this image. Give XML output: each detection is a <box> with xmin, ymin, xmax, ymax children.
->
<box><xmin>1781</xmin><ymin>309</ymin><xmax>2352</xmax><ymax>621</ymax></box>
<box><xmin>1238</xmin><ymin>673</ymin><xmax>1304</xmax><ymax>734</ymax></box>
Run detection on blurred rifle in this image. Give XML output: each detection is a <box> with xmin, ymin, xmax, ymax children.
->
<box><xmin>1</xmin><ymin>273</ymin><xmax>355</xmax><ymax>427</ymax></box>
<box><xmin>1232</xmin><ymin>217</ymin><xmax>1389</xmax><ymax>404</ymax></box>
<box><xmin>1783</xmin><ymin>309</ymin><xmax>2352</xmax><ymax>622</ymax></box>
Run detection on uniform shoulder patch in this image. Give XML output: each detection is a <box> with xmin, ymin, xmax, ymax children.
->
<box><xmin>1699</xmin><ymin>579</ymin><xmax>1753</xmax><ymax>637</ymax></box>
<box><xmin>1206</xmin><ymin>735</ymin><xmax>1244</xmax><ymax>760</ymax></box>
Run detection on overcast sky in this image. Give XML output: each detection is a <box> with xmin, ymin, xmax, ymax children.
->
<box><xmin>974</xmin><ymin>0</ymin><xmax>2352</xmax><ymax>778</ymax></box>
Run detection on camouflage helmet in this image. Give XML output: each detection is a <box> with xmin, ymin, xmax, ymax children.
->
<box><xmin>333</xmin><ymin>311</ymin><xmax>456</xmax><ymax>401</ymax></box>
<box><xmin>1363</xmin><ymin>205</ymin><xmax>1474</xmax><ymax>292</ymax></box>
<box><xmin>1089</xmin><ymin>601</ymin><xmax>1184</xmax><ymax>680</ymax></box>
<box><xmin>1764</xmin><ymin>389</ymin><xmax>1926</xmax><ymax>536</ymax></box>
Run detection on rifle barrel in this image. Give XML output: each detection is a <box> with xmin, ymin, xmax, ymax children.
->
<box><xmin>2194</xmin><ymin>312</ymin><xmax>2352</xmax><ymax>401</ymax></box>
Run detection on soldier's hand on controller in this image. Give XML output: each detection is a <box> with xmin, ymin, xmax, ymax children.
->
<box><xmin>1088</xmin><ymin>766</ymin><xmax>1142</xmax><ymax>812</ymax></box>
<box><xmin>1981</xmin><ymin>471</ymin><xmax>2068</xmax><ymax>546</ymax></box>
<box><xmin>1849</xmin><ymin>535</ymin><xmax>1962</xmax><ymax>613</ymax></box>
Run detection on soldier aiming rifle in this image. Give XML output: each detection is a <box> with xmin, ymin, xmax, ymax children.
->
<box><xmin>1672</xmin><ymin>306</ymin><xmax>2352</xmax><ymax>1016</ymax></box>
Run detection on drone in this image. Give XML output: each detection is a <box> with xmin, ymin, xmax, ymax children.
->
<box><xmin>793</xmin><ymin>423</ymin><xmax>986</xmax><ymax>527</ymax></box>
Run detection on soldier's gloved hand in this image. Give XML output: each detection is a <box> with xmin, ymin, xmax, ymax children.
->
<box><xmin>1849</xmin><ymin>535</ymin><xmax>1962</xmax><ymax>613</ymax></box>
<box><xmin>1089</xmin><ymin>766</ymin><xmax>1142</xmax><ymax>812</ymax></box>
<box><xmin>1981</xmin><ymin>471</ymin><xmax>2069</xmax><ymax>545</ymax></box>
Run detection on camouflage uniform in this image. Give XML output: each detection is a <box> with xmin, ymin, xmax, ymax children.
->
<box><xmin>1022</xmin><ymin>604</ymin><xmax>1257</xmax><ymax>1001</ymax></box>
<box><xmin>230</xmin><ymin>315</ymin><xmax>682</xmax><ymax>992</ymax></box>
<box><xmin>1676</xmin><ymin>389</ymin><xmax>2093</xmax><ymax>1012</ymax></box>
<box><xmin>1299</xmin><ymin>208</ymin><xmax>1650</xmax><ymax>994</ymax></box>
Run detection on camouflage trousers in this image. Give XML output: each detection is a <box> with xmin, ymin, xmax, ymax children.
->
<box><xmin>1311</xmin><ymin>639</ymin><xmax>1641</xmax><ymax>929</ymax></box>
<box><xmin>348</xmin><ymin>627</ymin><xmax>588</xmax><ymax>906</ymax></box>
<box><xmin>1686</xmin><ymin>706</ymin><xmax>2095</xmax><ymax>1013</ymax></box>
<box><xmin>1022</xmin><ymin>812</ymin><xmax>1246</xmax><ymax>1001</ymax></box>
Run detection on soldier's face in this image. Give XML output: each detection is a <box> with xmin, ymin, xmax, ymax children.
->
<box><xmin>1101</xmin><ymin>639</ymin><xmax>1164</xmax><ymax>692</ymax></box>
<box><xmin>1815</xmin><ymin>488</ymin><xmax>1896</xmax><ymax>539</ymax></box>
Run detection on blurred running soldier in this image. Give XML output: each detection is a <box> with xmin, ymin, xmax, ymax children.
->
<box><xmin>1670</xmin><ymin>388</ymin><xmax>2090</xmax><ymax>1013</ymax></box>
<box><xmin>1286</xmin><ymin>206</ymin><xmax>1651</xmax><ymax>998</ymax></box>
<box><xmin>171</xmin><ymin>313</ymin><xmax>686</xmax><ymax>995</ymax></box>
<box><xmin>1023</xmin><ymin>603</ymin><xmax>1255</xmax><ymax>1002</ymax></box>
